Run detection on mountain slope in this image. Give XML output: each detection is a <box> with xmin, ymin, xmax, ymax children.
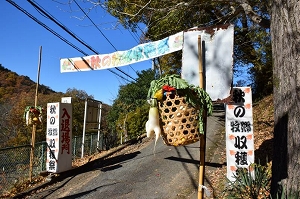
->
<box><xmin>0</xmin><ymin>64</ymin><xmax>56</xmax><ymax>103</ymax></box>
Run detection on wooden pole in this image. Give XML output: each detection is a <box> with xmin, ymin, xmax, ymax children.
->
<box><xmin>29</xmin><ymin>46</ymin><xmax>42</xmax><ymax>181</ymax></box>
<box><xmin>198</xmin><ymin>36</ymin><xmax>207</xmax><ymax>199</ymax></box>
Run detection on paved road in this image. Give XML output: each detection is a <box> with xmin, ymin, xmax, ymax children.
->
<box><xmin>20</xmin><ymin>105</ymin><xmax>225</xmax><ymax>199</ymax></box>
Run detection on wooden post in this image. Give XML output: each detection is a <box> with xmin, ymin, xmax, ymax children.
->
<box><xmin>198</xmin><ymin>36</ymin><xmax>207</xmax><ymax>199</ymax></box>
<box><xmin>29</xmin><ymin>46</ymin><xmax>42</xmax><ymax>181</ymax></box>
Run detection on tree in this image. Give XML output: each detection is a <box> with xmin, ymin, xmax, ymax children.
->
<box><xmin>56</xmin><ymin>0</ymin><xmax>272</xmax><ymax>97</ymax></box>
<box><xmin>107</xmin><ymin>69</ymin><xmax>156</xmax><ymax>143</ymax></box>
<box><xmin>64</xmin><ymin>88</ymin><xmax>94</xmax><ymax>137</ymax></box>
<box><xmin>270</xmin><ymin>0</ymin><xmax>300</xmax><ymax>196</ymax></box>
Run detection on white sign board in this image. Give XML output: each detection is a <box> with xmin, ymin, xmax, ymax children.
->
<box><xmin>46</xmin><ymin>102</ymin><xmax>72</xmax><ymax>173</ymax></box>
<box><xmin>181</xmin><ymin>24</ymin><xmax>234</xmax><ymax>101</ymax></box>
<box><xmin>225</xmin><ymin>87</ymin><xmax>255</xmax><ymax>182</ymax></box>
<box><xmin>61</xmin><ymin>97</ymin><xmax>72</xmax><ymax>103</ymax></box>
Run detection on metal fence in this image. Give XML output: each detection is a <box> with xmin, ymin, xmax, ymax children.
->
<box><xmin>72</xmin><ymin>133</ymin><xmax>104</xmax><ymax>158</ymax></box>
<box><xmin>0</xmin><ymin>133</ymin><xmax>104</xmax><ymax>195</ymax></box>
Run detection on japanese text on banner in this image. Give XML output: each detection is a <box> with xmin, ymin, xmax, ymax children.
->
<box><xmin>225</xmin><ymin>87</ymin><xmax>255</xmax><ymax>182</ymax></box>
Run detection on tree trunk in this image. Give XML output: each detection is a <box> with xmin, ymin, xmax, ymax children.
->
<box><xmin>270</xmin><ymin>0</ymin><xmax>300</xmax><ymax>196</ymax></box>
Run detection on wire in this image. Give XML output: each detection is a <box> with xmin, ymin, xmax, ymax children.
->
<box><xmin>73</xmin><ymin>0</ymin><xmax>138</xmax><ymax>79</ymax></box>
<box><xmin>98</xmin><ymin>3</ymin><xmax>153</xmax><ymax>72</ymax></box>
<box><xmin>28</xmin><ymin>0</ymin><xmax>136</xmax><ymax>82</ymax></box>
<box><xmin>28</xmin><ymin>0</ymin><xmax>95</xmax><ymax>56</ymax></box>
<box><xmin>6</xmin><ymin>0</ymin><xmax>132</xmax><ymax>83</ymax></box>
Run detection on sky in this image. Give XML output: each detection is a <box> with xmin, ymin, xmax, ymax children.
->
<box><xmin>0</xmin><ymin>0</ymin><xmax>152</xmax><ymax>105</ymax></box>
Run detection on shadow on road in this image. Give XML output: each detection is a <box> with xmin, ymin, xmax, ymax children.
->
<box><xmin>165</xmin><ymin>156</ymin><xmax>226</xmax><ymax>168</ymax></box>
<box><xmin>91</xmin><ymin>151</ymin><xmax>141</xmax><ymax>170</ymax></box>
<box><xmin>58</xmin><ymin>182</ymin><xmax>119</xmax><ymax>199</ymax></box>
<box><xmin>100</xmin><ymin>164</ymin><xmax>122</xmax><ymax>172</ymax></box>
<box><xmin>14</xmin><ymin>151</ymin><xmax>141</xmax><ymax>199</ymax></box>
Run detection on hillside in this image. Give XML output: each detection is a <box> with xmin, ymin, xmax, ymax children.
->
<box><xmin>0</xmin><ymin>64</ymin><xmax>56</xmax><ymax>103</ymax></box>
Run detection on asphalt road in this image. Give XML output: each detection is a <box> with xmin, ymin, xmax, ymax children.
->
<box><xmin>20</xmin><ymin>105</ymin><xmax>225</xmax><ymax>199</ymax></box>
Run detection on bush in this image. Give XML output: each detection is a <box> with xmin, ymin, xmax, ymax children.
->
<box><xmin>225</xmin><ymin>163</ymin><xmax>272</xmax><ymax>199</ymax></box>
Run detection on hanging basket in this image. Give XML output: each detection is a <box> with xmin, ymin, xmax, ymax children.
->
<box><xmin>158</xmin><ymin>92</ymin><xmax>201</xmax><ymax>146</ymax></box>
<box><xmin>24</xmin><ymin>106</ymin><xmax>43</xmax><ymax>126</ymax></box>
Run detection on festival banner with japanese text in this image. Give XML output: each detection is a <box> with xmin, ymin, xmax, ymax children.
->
<box><xmin>60</xmin><ymin>32</ymin><xmax>183</xmax><ymax>73</ymax></box>
<box><xmin>225</xmin><ymin>87</ymin><xmax>255</xmax><ymax>182</ymax></box>
<box><xmin>46</xmin><ymin>102</ymin><xmax>72</xmax><ymax>173</ymax></box>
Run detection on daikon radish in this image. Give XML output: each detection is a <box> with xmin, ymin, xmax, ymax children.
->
<box><xmin>146</xmin><ymin>98</ymin><xmax>161</xmax><ymax>153</ymax></box>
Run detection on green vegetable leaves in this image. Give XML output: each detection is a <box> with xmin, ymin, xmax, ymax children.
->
<box><xmin>147</xmin><ymin>74</ymin><xmax>190</xmax><ymax>99</ymax></box>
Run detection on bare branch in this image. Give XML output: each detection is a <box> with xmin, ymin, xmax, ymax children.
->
<box><xmin>129</xmin><ymin>0</ymin><xmax>152</xmax><ymax>20</ymax></box>
<box><xmin>237</xmin><ymin>1</ymin><xmax>270</xmax><ymax>28</ymax></box>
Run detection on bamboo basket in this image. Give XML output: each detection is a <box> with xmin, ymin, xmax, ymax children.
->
<box><xmin>158</xmin><ymin>92</ymin><xmax>200</xmax><ymax>146</ymax></box>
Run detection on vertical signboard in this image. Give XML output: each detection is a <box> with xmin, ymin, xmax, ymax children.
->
<box><xmin>181</xmin><ymin>24</ymin><xmax>234</xmax><ymax>101</ymax></box>
<box><xmin>225</xmin><ymin>87</ymin><xmax>254</xmax><ymax>181</ymax></box>
<box><xmin>86</xmin><ymin>99</ymin><xmax>101</xmax><ymax>130</ymax></box>
<box><xmin>46</xmin><ymin>102</ymin><xmax>72</xmax><ymax>173</ymax></box>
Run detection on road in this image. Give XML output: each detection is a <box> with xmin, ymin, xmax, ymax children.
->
<box><xmin>20</xmin><ymin>105</ymin><xmax>225</xmax><ymax>199</ymax></box>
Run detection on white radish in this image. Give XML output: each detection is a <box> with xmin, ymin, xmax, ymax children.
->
<box><xmin>146</xmin><ymin>98</ymin><xmax>161</xmax><ymax>154</ymax></box>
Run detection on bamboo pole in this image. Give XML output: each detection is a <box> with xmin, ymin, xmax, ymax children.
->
<box><xmin>29</xmin><ymin>46</ymin><xmax>42</xmax><ymax>181</ymax></box>
<box><xmin>198</xmin><ymin>36</ymin><xmax>207</xmax><ymax>199</ymax></box>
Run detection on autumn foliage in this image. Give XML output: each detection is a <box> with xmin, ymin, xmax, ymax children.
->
<box><xmin>0</xmin><ymin>64</ymin><xmax>111</xmax><ymax>148</ymax></box>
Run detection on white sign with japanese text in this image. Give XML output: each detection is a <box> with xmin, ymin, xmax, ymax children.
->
<box><xmin>225</xmin><ymin>87</ymin><xmax>255</xmax><ymax>182</ymax></box>
<box><xmin>46</xmin><ymin>102</ymin><xmax>72</xmax><ymax>173</ymax></box>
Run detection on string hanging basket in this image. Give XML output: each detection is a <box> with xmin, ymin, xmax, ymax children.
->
<box><xmin>159</xmin><ymin>92</ymin><xmax>201</xmax><ymax>146</ymax></box>
<box><xmin>147</xmin><ymin>74</ymin><xmax>213</xmax><ymax>147</ymax></box>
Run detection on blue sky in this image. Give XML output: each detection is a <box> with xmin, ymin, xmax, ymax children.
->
<box><xmin>0</xmin><ymin>0</ymin><xmax>151</xmax><ymax>105</ymax></box>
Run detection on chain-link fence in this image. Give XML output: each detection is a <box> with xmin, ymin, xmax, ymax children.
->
<box><xmin>0</xmin><ymin>142</ymin><xmax>46</xmax><ymax>195</ymax></box>
<box><xmin>0</xmin><ymin>133</ymin><xmax>105</xmax><ymax>195</ymax></box>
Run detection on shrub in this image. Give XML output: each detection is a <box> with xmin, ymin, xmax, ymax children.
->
<box><xmin>225</xmin><ymin>163</ymin><xmax>272</xmax><ymax>199</ymax></box>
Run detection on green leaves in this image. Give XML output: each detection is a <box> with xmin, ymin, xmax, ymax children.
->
<box><xmin>106</xmin><ymin>69</ymin><xmax>156</xmax><ymax>141</ymax></box>
<box><xmin>105</xmin><ymin>0</ymin><xmax>272</xmax><ymax>99</ymax></box>
<box><xmin>147</xmin><ymin>74</ymin><xmax>190</xmax><ymax>99</ymax></box>
<box><xmin>226</xmin><ymin>163</ymin><xmax>272</xmax><ymax>199</ymax></box>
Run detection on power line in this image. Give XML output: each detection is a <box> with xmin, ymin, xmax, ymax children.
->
<box><xmin>73</xmin><ymin>0</ymin><xmax>138</xmax><ymax>76</ymax></box>
<box><xmin>28</xmin><ymin>0</ymin><xmax>96</xmax><ymax>56</ymax></box>
<box><xmin>28</xmin><ymin>0</ymin><xmax>136</xmax><ymax>82</ymax></box>
<box><xmin>6</xmin><ymin>0</ymin><xmax>132</xmax><ymax>83</ymax></box>
<box><xmin>97</xmin><ymin>3</ymin><xmax>153</xmax><ymax>68</ymax></box>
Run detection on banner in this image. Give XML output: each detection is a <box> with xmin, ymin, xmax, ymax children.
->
<box><xmin>225</xmin><ymin>87</ymin><xmax>255</xmax><ymax>182</ymax></box>
<box><xmin>60</xmin><ymin>32</ymin><xmax>183</xmax><ymax>73</ymax></box>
